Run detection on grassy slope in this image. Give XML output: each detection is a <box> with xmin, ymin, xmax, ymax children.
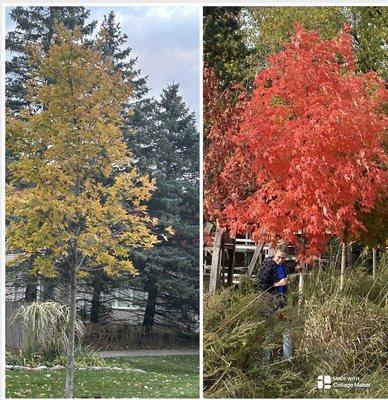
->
<box><xmin>6</xmin><ymin>355</ymin><xmax>199</xmax><ymax>398</ymax></box>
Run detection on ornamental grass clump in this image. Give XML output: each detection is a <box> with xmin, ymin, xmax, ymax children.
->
<box><xmin>12</xmin><ymin>301</ymin><xmax>83</xmax><ymax>362</ymax></box>
<box><xmin>204</xmin><ymin>260</ymin><xmax>388</xmax><ymax>398</ymax></box>
<box><xmin>293</xmin><ymin>264</ymin><xmax>388</xmax><ymax>398</ymax></box>
<box><xmin>204</xmin><ymin>279</ymin><xmax>286</xmax><ymax>398</ymax></box>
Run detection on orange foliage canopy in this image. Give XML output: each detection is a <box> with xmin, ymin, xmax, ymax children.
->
<box><xmin>204</xmin><ymin>25</ymin><xmax>387</xmax><ymax>260</ymax></box>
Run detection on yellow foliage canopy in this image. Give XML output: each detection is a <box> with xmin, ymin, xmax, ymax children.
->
<box><xmin>6</xmin><ymin>24</ymin><xmax>157</xmax><ymax>278</ymax></box>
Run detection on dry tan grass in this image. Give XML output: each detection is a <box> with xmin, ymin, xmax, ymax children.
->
<box><xmin>12</xmin><ymin>301</ymin><xmax>83</xmax><ymax>361</ymax></box>
<box><xmin>204</xmin><ymin>259</ymin><xmax>388</xmax><ymax>398</ymax></box>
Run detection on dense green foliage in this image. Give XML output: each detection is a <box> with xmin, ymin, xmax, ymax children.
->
<box><xmin>82</xmin><ymin>323</ymin><xmax>198</xmax><ymax>350</ymax></box>
<box><xmin>245</xmin><ymin>7</ymin><xmax>388</xmax><ymax>81</ymax></box>
<box><xmin>205</xmin><ymin>6</ymin><xmax>388</xmax><ymax>87</ymax></box>
<box><xmin>129</xmin><ymin>84</ymin><xmax>199</xmax><ymax>330</ymax></box>
<box><xmin>6</xmin><ymin>6</ymin><xmax>96</xmax><ymax>113</ymax></box>
<box><xmin>203</xmin><ymin>7</ymin><xmax>252</xmax><ymax>89</ymax></box>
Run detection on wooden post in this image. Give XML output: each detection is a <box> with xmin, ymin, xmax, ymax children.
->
<box><xmin>372</xmin><ymin>247</ymin><xmax>377</xmax><ymax>281</ymax></box>
<box><xmin>317</xmin><ymin>256</ymin><xmax>322</xmax><ymax>282</ymax></box>
<box><xmin>298</xmin><ymin>262</ymin><xmax>305</xmax><ymax>311</ymax></box>
<box><xmin>204</xmin><ymin>222</ymin><xmax>214</xmax><ymax>234</ymax></box>
<box><xmin>347</xmin><ymin>243</ymin><xmax>353</xmax><ymax>268</ymax></box>
<box><xmin>209</xmin><ymin>225</ymin><xmax>224</xmax><ymax>294</ymax></box>
<box><xmin>220</xmin><ymin>242</ymin><xmax>226</xmax><ymax>287</ymax></box>
<box><xmin>246</xmin><ymin>243</ymin><xmax>264</xmax><ymax>277</ymax></box>
<box><xmin>340</xmin><ymin>241</ymin><xmax>346</xmax><ymax>292</ymax></box>
<box><xmin>226</xmin><ymin>237</ymin><xmax>236</xmax><ymax>286</ymax></box>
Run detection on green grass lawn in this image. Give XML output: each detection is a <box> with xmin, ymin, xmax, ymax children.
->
<box><xmin>6</xmin><ymin>355</ymin><xmax>199</xmax><ymax>398</ymax></box>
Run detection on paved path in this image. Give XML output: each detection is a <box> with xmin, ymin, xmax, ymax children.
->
<box><xmin>98</xmin><ymin>349</ymin><xmax>199</xmax><ymax>358</ymax></box>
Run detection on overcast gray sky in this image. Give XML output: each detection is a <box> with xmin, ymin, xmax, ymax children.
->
<box><xmin>6</xmin><ymin>6</ymin><xmax>200</xmax><ymax>120</ymax></box>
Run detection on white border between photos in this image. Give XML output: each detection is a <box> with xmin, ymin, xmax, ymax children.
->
<box><xmin>199</xmin><ymin>5</ymin><xmax>204</xmax><ymax>400</ymax></box>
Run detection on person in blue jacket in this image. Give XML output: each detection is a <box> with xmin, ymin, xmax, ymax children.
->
<box><xmin>255</xmin><ymin>249</ymin><xmax>295</xmax><ymax>308</ymax></box>
<box><xmin>255</xmin><ymin>249</ymin><xmax>296</xmax><ymax>361</ymax></box>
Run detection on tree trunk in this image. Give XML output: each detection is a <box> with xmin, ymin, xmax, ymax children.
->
<box><xmin>90</xmin><ymin>271</ymin><xmax>103</xmax><ymax>323</ymax></box>
<box><xmin>44</xmin><ymin>8</ymin><xmax>55</xmax><ymax>53</ymax></box>
<box><xmin>372</xmin><ymin>247</ymin><xmax>377</xmax><ymax>281</ymax></box>
<box><xmin>209</xmin><ymin>225</ymin><xmax>224</xmax><ymax>294</ymax></box>
<box><xmin>42</xmin><ymin>277</ymin><xmax>56</xmax><ymax>301</ymax></box>
<box><xmin>24</xmin><ymin>256</ymin><xmax>38</xmax><ymax>302</ymax></box>
<box><xmin>65</xmin><ymin>269</ymin><xmax>77</xmax><ymax>398</ymax></box>
<box><xmin>347</xmin><ymin>243</ymin><xmax>353</xmax><ymax>268</ymax></box>
<box><xmin>340</xmin><ymin>241</ymin><xmax>346</xmax><ymax>292</ymax></box>
<box><xmin>142</xmin><ymin>278</ymin><xmax>158</xmax><ymax>334</ymax></box>
<box><xmin>226</xmin><ymin>238</ymin><xmax>236</xmax><ymax>286</ymax></box>
<box><xmin>298</xmin><ymin>262</ymin><xmax>305</xmax><ymax>311</ymax></box>
<box><xmin>24</xmin><ymin>280</ymin><xmax>38</xmax><ymax>302</ymax></box>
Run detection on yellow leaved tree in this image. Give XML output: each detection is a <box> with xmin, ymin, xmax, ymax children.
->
<box><xmin>6</xmin><ymin>24</ymin><xmax>158</xmax><ymax>398</ymax></box>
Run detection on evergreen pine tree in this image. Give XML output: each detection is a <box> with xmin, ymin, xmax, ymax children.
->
<box><xmin>6</xmin><ymin>8</ymin><xmax>199</xmax><ymax>333</ymax></box>
<box><xmin>6</xmin><ymin>6</ymin><xmax>96</xmax><ymax>113</ymax></box>
<box><xmin>85</xmin><ymin>11</ymin><xmax>154</xmax><ymax>323</ymax></box>
<box><xmin>96</xmin><ymin>11</ymin><xmax>148</xmax><ymax>99</ymax></box>
<box><xmin>203</xmin><ymin>7</ymin><xmax>252</xmax><ymax>89</ymax></box>
<box><xmin>131</xmin><ymin>84</ymin><xmax>199</xmax><ymax>332</ymax></box>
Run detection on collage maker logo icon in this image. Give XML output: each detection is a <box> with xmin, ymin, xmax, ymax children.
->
<box><xmin>317</xmin><ymin>375</ymin><xmax>332</xmax><ymax>389</ymax></box>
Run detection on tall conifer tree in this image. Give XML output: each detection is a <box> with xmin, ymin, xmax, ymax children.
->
<box><xmin>203</xmin><ymin>7</ymin><xmax>252</xmax><ymax>89</ymax></box>
<box><xmin>86</xmin><ymin>11</ymin><xmax>152</xmax><ymax>323</ymax></box>
<box><xmin>130</xmin><ymin>84</ymin><xmax>199</xmax><ymax>331</ymax></box>
<box><xmin>6</xmin><ymin>6</ymin><xmax>96</xmax><ymax>113</ymax></box>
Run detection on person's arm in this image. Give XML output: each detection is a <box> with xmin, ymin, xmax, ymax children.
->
<box><xmin>274</xmin><ymin>277</ymin><xmax>289</xmax><ymax>287</ymax></box>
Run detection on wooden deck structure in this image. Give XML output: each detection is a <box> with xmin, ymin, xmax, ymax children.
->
<box><xmin>204</xmin><ymin>223</ymin><xmax>297</xmax><ymax>294</ymax></box>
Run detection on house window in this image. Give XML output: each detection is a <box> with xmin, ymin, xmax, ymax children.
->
<box><xmin>111</xmin><ymin>288</ymin><xmax>146</xmax><ymax>310</ymax></box>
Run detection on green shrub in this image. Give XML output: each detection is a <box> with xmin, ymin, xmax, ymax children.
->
<box><xmin>83</xmin><ymin>322</ymin><xmax>197</xmax><ymax>350</ymax></box>
<box><xmin>51</xmin><ymin>344</ymin><xmax>106</xmax><ymax>367</ymax></box>
<box><xmin>5</xmin><ymin>349</ymin><xmax>25</xmax><ymax>366</ymax></box>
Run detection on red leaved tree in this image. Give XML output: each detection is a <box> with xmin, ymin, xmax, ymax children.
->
<box><xmin>205</xmin><ymin>25</ymin><xmax>387</xmax><ymax>264</ymax></box>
